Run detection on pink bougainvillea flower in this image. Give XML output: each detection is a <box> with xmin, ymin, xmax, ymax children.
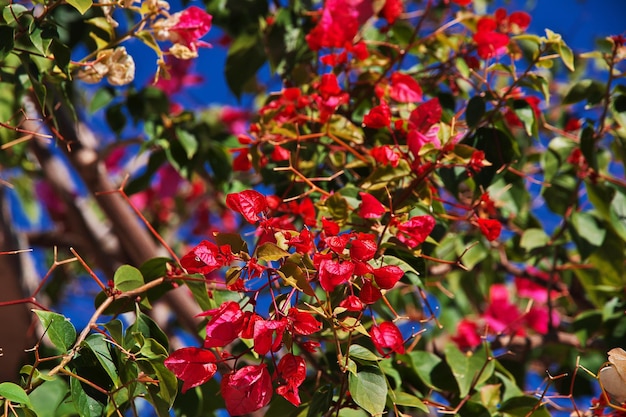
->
<box><xmin>408</xmin><ymin>125</ymin><xmax>441</xmax><ymax>156</ymax></box>
<box><xmin>325</xmin><ymin>234</ymin><xmax>352</xmax><ymax>254</ymax></box>
<box><xmin>362</xmin><ymin>101</ymin><xmax>391</xmax><ymax>129</ymax></box>
<box><xmin>483</xmin><ymin>284</ymin><xmax>523</xmax><ymax>335</ymax></box>
<box><xmin>473</xmin><ymin>17</ymin><xmax>509</xmax><ymax>59</ymax></box>
<box><xmin>358</xmin><ymin>192</ymin><xmax>387</xmax><ymax>219</ymax></box>
<box><xmin>525</xmin><ymin>305</ymin><xmax>559</xmax><ymax>335</ymax></box>
<box><xmin>226</xmin><ymin>190</ymin><xmax>268</xmax><ymax>223</ymax></box>
<box><xmin>452</xmin><ymin>0</ymin><xmax>472</xmax><ymax>6</ymax></box>
<box><xmin>221</xmin><ymin>365</ymin><xmax>273</xmax><ymax>416</ymax></box>
<box><xmin>164</xmin><ymin>347</ymin><xmax>218</xmax><ymax>393</ymax></box>
<box><xmin>321</xmin><ymin>217</ymin><xmax>341</xmax><ymax>236</ymax></box>
<box><xmin>371</xmin><ymin>145</ymin><xmax>401</xmax><ymax>167</ymax></box>
<box><xmin>199</xmin><ymin>301</ymin><xmax>245</xmax><ymax>348</ymax></box>
<box><xmin>372</xmin><ymin>265</ymin><xmax>404</xmax><ymax>289</ymax></box>
<box><xmin>276</xmin><ymin>353</ymin><xmax>307</xmax><ymax>406</ymax></box>
<box><xmin>288</xmin><ymin>308</ymin><xmax>322</xmax><ymax>335</ymax></box>
<box><xmin>396</xmin><ymin>215</ymin><xmax>436</xmax><ymax>248</ymax></box>
<box><xmin>180</xmin><ymin>240</ymin><xmax>227</xmax><ymax>275</ymax></box>
<box><xmin>167</xmin><ymin>6</ymin><xmax>213</xmax><ymax>51</ymax></box>
<box><xmin>253</xmin><ymin>319</ymin><xmax>287</xmax><ymax>355</ymax></box>
<box><xmin>515</xmin><ymin>273</ymin><xmax>562</xmax><ymax>304</ymax></box>
<box><xmin>314</xmin><ymin>73</ymin><xmax>349</xmax><ymax>123</ymax></box>
<box><xmin>389</xmin><ymin>72</ymin><xmax>423</xmax><ymax>103</ymax></box>
<box><xmin>349</xmin><ymin>236</ymin><xmax>378</xmax><ymax>262</ymax></box>
<box><xmin>380</xmin><ymin>0</ymin><xmax>403</xmax><ymax>24</ymax></box>
<box><xmin>409</xmin><ymin>98</ymin><xmax>442</xmax><ymax>133</ymax></box>
<box><xmin>318</xmin><ymin>259</ymin><xmax>355</xmax><ymax>291</ymax></box>
<box><xmin>339</xmin><ymin>295</ymin><xmax>365</xmax><ymax>311</ymax></box>
<box><xmin>451</xmin><ymin>319</ymin><xmax>482</xmax><ymax>350</ymax></box>
<box><xmin>477</xmin><ymin>218</ymin><xmax>501</xmax><ymax>241</ymax></box>
<box><xmin>370</xmin><ymin>321</ymin><xmax>405</xmax><ymax>356</ymax></box>
<box><xmin>359</xmin><ymin>279</ymin><xmax>382</xmax><ymax>304</ymax></box>
<box><xmin>305</xmin><ymin>0</ymin><xmax>373</xmax><ymax>50</ymax></box>
<box><xmin>154</xmin><ymin>56</ymin><xmax>203</xmax><ymax>97</ymax></box>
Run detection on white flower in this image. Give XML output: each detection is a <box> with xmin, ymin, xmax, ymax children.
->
<box><xmin>599</xmin><ymin>348</ymin><xmax>626</xmax><ymax>404</ymax></box>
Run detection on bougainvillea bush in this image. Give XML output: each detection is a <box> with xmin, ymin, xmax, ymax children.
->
<box><xmin>1</xmin><ymin>0</ymin><xmax>626</xmax><ymax>416</ymax></box>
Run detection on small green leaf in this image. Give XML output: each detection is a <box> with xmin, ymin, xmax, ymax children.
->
<box><xmin>556</xmin><ymin>40</ymin><xmax>575</xmax><ymax>71</ymax></box>
<box><xmin>466</xmin><ymin>96</ymin><xmax>485</xmax><ymax>129</ymax></box>
<box><xmin>389</xmin><ymin>391</ymin><xmax>428</xmax><ymax>412</ymax></box>
<box><xmin>0</xmin><ymin>26</ymin><xmax>15</xmax><ymax>60</ymax></box>
<box><xmin>512</xmin><ymin>99</ymin><xmax>536</xmax><ymax>137</ymax></box>
<box><xmin>348</xmin><ymin>345</ymin><xmax>381</xmax><ymax>363</ymax></box>
<box><xmin>83</xmin><ymin>334</ymin><xmax>119</xmax><ymax>388</ymax></box>
<box><xmin>256</xmin><ymin>242</ymin><xmax>290</xmax><ymax>262</ymax></box>
<box><xmin>563</xmin><ymin>79</ymin><xmax>605</xmax><ymax>105</ymax></box>
<box><xmin>66</xmin><ymin>0</ymin><xmax>92</xmax><ymax>14</ymax></box>
<box><xmin>33</xmin><ymin>310</ymin><xmax>76</xmax><ymax>353</ymax></box>
<box><xmin>444</xmin><ymin>344</ymin><xmax>494</xmax><ymax>398</ymax></box>
<box><xmin>0</xmin><ymin>382</ymin><xmax>32</xmax><ymax>407</ymax></box>
<box><xmin>176</xmin><ymin>128</ymin><xmax>198</xmax><ymax>159</ymax></box>
<box><xmin>114</xmin><ymin>264</ymin><xmax>144</xmax><ymax>292</ymax></box>
<box><xmin>89</xmin><ymin>88</ymin><xmax>114</xmax><ymax>113</ymax></box>
<box><xmin>520</xmin><ymin>228</ymin><xmax>550</xmax><ymax>252</ymax></box>
<box><xmin>328</xmin><ymin>114</ymin><xmax>364</xmax><ymax>144</ymax></box>
<box><xmin>307</xmin><ymin>385</ymin><xmax>334</xmax><ymax>417</ymax></box>
<box><xmin>224</xmin><ymin>30</ymin><xmax>266</xmax><ymax>98</ymax></box>
<box><xmin>348</xmin><ymin>366</ymin><xmax>387</xmax><ymax>416</ymax></box>
<box><xmin>70</xmin><ymin>376</ymin><xmax>105</xmax><ymax>417</ymax></box>
<box><xmin>499</xmin><ymin>395</ymin><xmax>551</xmax><ymax>417</ymax></box>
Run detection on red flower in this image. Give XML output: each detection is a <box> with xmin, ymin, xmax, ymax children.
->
<box><xmin>164</xmin><ymin>347</ymin><xmax>218</xmax><ymax>393</ymax></box>
<box><xmin>408</xmin><ymin>98</ymin><xmax>442</xmax><ymax>133</ymax></box>
<box><xmin>370</xmin><ymin>321</ymin><xmax>405</xmax><ymax>356</ymax></box>
<box><xmin>362</xmin><ymin>101</ymin><xmax>391</xmax><ymax>129</ymax></box>
<box><xmin>473</xmin><ymin>17</ymin><xmax>509</xmax><ymax>59</ymax></box>
<box><xmin>380</xmin><ymin>0</ymin><xmax>403</xmax><ymax>24</ymax></box>
<box><xmin>372</xmin><ymin>265</ymin><xmax>403</xmax><ymax>289</ymax></box>
<box><xmin>389</xmin><ymin>72</ymin><xmax>423</xmax><ymax>103</ymax></box>
<box><xmin>451</xmin><ymin>319</ymin><xmax>482</xmax><ymax>350</ymax></box>
<box><xmin>226</xmin><ymin>190</ymin><xmax>268</xmax><ymax>223</ymax></box>
<box><xmin>305</xmin><ymin>0</ymin><xmax>373</xmax><ymax>50</ymax></box>
<box><xmin>288</xmin><ymin>308</ymin><xmax>322</xmax><ymax>336</ymax></box>
<box><xmin>358</xmin><ymin>192</ymin><xmax>387</xmax><ymax>219</ymax></box>
<box><xmin>166</xmin><ymin>6</ymin><xmax>213</xmax><ymax>52</ymax></box>
<box><xmin>253</xmin><ymin>319</ymin><xmax>287</xmax><ymax>355</ymax></box>
<box><xmin>221</xmin><ymin>365</ymin><xmax>273</xmax><ymax>416</ymax></box>
<box><xmin>349</xmin><ymin>237</ymin><xmax>378</xmax><ymax>262</ymax></box>
<box><xmin>339</xmin><ymin>295</ymin><xmax>365</xmax><ymax>311</ymax></box>
<box><xmin>199</xmin><ymin>301</ymin><xmax>245</xmax><ymax>348</ymax></box>
<box><xmin>359</xmin><ymin>279</ymin><xmax>382</xmax><ymax>304</ymax></box>
<box><xmin>483</xmin><ymin>284</ymin><xmax>522</xmax><ymax>334</ymax></box>
<box><xmin>276</xmin><ymin>354</ymin><xmax>307</xmax><ymax>406</ymax></box>
<box><xmin>451</xmin><ymin>0</ymin><xmax>472</xmax><ymax>6</ymax></box>
<box><xmin>322</xmin><ymin>217</ymin><xmax>340</xmax><ymax>236</ymax></box>
<box><xmin>371</xmin><ymin>145</ymin><xmax>401</xmax><ymax>167</ymax></box>
<box><xmin>477</xmin><ymin>218</ymin><xmax>501</xmax><ymax>241</ymax></box>
<box><xmin>180</xmin><ymin>240</ymin><xmax>228</xmax><ymax>275</ymax></box>
<box><xmin>319</xmin><ymin>259</ymin><xmax>355</xmax><ymax>291</ymax></box>
<box><xmin>396</xmin><ymin>215</ymin><xmax>436</xmax><ymax>248</ymax></box>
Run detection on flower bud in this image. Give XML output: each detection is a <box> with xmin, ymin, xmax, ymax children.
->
<box><xmin>599</xmin><ymin>348</ymin><xmax>626</xmax><ymax>404</ymax></box>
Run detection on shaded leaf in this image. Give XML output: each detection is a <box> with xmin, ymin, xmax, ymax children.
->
<box><xmin>0</xmin><ymin>382</ymin><xmax>32</xmax><ymax>407</ymax></box>
<box><xmin>348</xmin><ymin>366</ymin><xmax>387</xmax><ymax>416</ymax></box>
<box><xmin>33</xmin><ymin>310</ymin><xmax>76</xmax><ymax>353</ymax></box>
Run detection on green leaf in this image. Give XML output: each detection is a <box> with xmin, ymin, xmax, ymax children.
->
<box><xmin>499</xmin><ymin>395</ymin><xmax>551</xmax><ymax>417</ymax></box>
<box><xmin>176</xmin><ymin>128</ymin><xmax>198</xmax><ymax>159</ymax></box>
<box><xmin>33</xmin><ymin>310</ymin><xmax>76</xmax><ymax>353</ymax></box>
<box><xmin>609</xmin><ymin>190</ymin><xmax>626</xmax><ymax>242</ymax></box>
<box><xmin>444</xmin><ymin>344</ymin><xmax>494</xmax><ymax>397</ymax></box>
<box><xmin>66</xmin><ymin>0</ymin><xmax>92</xmax><ymax>14</ymax></box>
<box><xmin>70</xmin><ymin>376</ymin><xmax>105</xmax><ymax>417</ymax></box>
<box><xmin>569</xmin><ymin>211</ymin><xmax>606</xmax><ymax>259</ymax></box>
<box><xmin>348</xmin><ymin>366</ymin><xmax>387</xmax><ymax>416</ymax></box>
<box><xmin>466</xmin><ymin>96</ymin><xmax>485</xmax><ymax>129</ymax></box>
<box><xmin>389</xmin><ymin>391</ymin><xmax>428</xmax><ymax>412</ymax></box>
<box><xmin>512</xmin><ymin>99</ymin><xmax>536</xmax><ymax>137</ymax></box>
<box><xmin>29</xmin><ymin>378</ymin><xmax>73</xmax><ymax>417</ymax></box>
<box><xmin>124</xmin><ymin>307</ymin><xmax>169</xmax><ymax>352</ymax></box>
<box><xmin>0</xmin><ymin>25</ymin><xmax>15</xmax><ymax>60</ymax></box>
<box><xmin>256</xmin><ymin>242</ymin><xmax>290</xmax><ymax>262</ymax></box>
<box><xmin>328</xmin><ymin>114</ymin><xmax>364</xmax><ymax>144</ymax></box>
<box><xmin>307</xmin><ymin>385</ymin><xmax>333</xmax><ymax>417</ymax></box>
<box><xmin>83</xmin><ymin>334</ymin><xmax>119</xmax><ymax>388</ymax></box>
<box><xmin>520</xmin><ymin>228</ymin><xmax>550</xmax><ymax>252</ymax></box>
<box><xmin>348</xmin><ymin>344</ymin><xmax>381</xmax><ymax>363</ymax></box>
<box><xmin>114</xmin><ymin>264</ymin><xmax>144</xmax><ymax>292</ymax></box>
<box><xmin>89</xmin><ymin>88</ymin><xmax>114</xmax><ymax>113</ymax></box>
<box><xmin>224</xmin><ymin>30</ymin><xmax>266</xmax><ymax>98</ymax></box>
<box><xmin>563</xmin><ymin>79</ymin><xmax>606</xmax><ymax>105</ymax></box>
<box><xmin>278</xmin><ymin>259</ymin><xmax>315</xmax><ymax>297</ymax></box>
<box><xmin>556</xmin><ymin>41</ymin><xmax>575</xmax><ymax>71</ymax></box>
<box><xmin>0</xmin><ymin>382</ymin><xmax>32</xmax><ymax>407</ymax></box>
<box><xmin>215</xmin><ymin>232</ymin><xmax>248</xmax><ymax>254</ymax></box>
<box><xmin>184</xmin><ymin>274</ymin><xmax>216</xmax><ymax>311</ymax></box>
<box><xmin>361</xmin><ymin>159</ymin><xmax>412</xmax><ymax>190</ymax></box>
